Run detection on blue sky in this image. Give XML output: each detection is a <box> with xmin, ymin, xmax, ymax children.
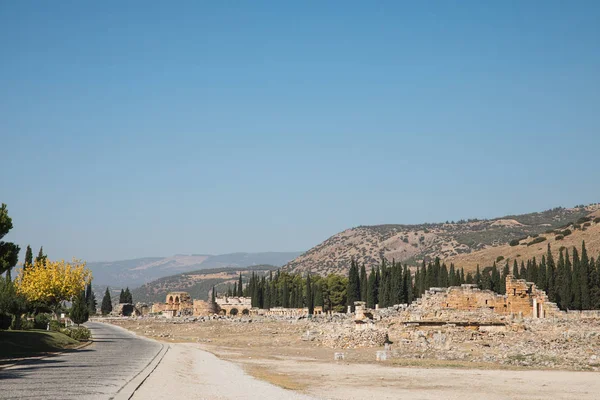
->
<box><xmin>2</xmin><ymin>1</ymin><xmax>599</xmax><ymax>262</ymax></box>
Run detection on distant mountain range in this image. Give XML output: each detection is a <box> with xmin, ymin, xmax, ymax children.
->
<box><xmin>88</xmin><ymin>252</ymin><xmax>302</xmax><ymax>288</ymax></box>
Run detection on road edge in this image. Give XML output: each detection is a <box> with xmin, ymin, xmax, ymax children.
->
<box><xmin>102</xmin><ymin>322</ymin><xmax>170</xmax><ymax>400</ymax></box>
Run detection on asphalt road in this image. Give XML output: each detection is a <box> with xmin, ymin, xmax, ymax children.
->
<box><xmin>0</xmin><ymin>322</ymin><xmax>163</xmax><ymax>400</ymax></box>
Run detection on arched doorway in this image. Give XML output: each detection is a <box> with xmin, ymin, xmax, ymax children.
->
<box><xmin>242</xmin><ymin>309</ymin><xmax>250</xmax><ymax>316</ymax></box>
<box><xmin>229</xmin><ymin>308</ymin><xmax>239</xmax><ymax>316</ymax></box>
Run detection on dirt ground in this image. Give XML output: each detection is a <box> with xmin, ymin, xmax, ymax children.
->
<box><xmin>109</xmin><ymin>318</ymin><xmax>600</xmax><ymax>399</ymax></box>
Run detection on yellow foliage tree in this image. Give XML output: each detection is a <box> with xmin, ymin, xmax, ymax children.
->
<box><xmin>16</xmin><ymin>258</ymin><xmax>92</xmax><ymax>315</ymax></box>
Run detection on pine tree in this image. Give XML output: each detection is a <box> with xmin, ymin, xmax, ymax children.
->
<box><xmin>237</xmin><ymin>273</ymin><xmax>243</xmax><ymax>297</ymax></box>
<box><xmin>0</xmin><ymin>204</ymin><xmax>20</xmax><ymax>275</ymax></box>
<box><xmin>24</xmin><ymin>245</ymin><xmax>33</xmax><ymax>270</ymax></box>
<box><xmin>519</xmin><ymin>261</ymin><xmax>527</xmax><ymax>280</ymax></box>
<box><xmin>101</xmin><ymin>288</ymin><xmax>113</xmax><ymax>315</ymax></box>
<box><xmin>513</xmin><ymin>260</ymin><xmax>519</xmax><ymax>279</ymax></box>
<box><xmin>119</xmin><ymin>289</ymin><xmax>126</xmax><ymax>304</ymax></box>
<box><xmin>70</xmin><ymin>290</ymin><xmax>89</xmax><ymax>325</ymax></box>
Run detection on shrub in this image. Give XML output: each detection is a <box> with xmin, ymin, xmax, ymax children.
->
<box><xmin>496</xmin><ymin>256</ymin><xmax>504</xmax><ymax>262</ymax></box>
<box><xmin>34</xmin><ymin>313</ymin><xmax>52</xmax><ymax>329</ymax></box>
<box><xmin>509</xmin><ymin>239</ymin><xmax>520</xmax><ymax>247</ymax></box>
<box><xmin>562</xmin><ymin>229</ymin><xmax>572</xmax><ymax>237</ymax></box>
<box><xmin>67</xmin><ymin>327</ymin><xmax>91</xmax><ymax>341</ymax></box>
<box><xmin>21</xmin><ymin>319</ymin><xmax>34</xmax><ymax>330</ymax></box>
<box><xmin>577</xmin><ymin>216</ymin><xmax>592</xmax><ymax>224</ymax></box>
<box><xmin>49</xmin><ymin>320</ymin><xmax>63</xmax><ymax>332</ymax></box>
<box><xmin>555</xmin><ymin>235</ymin><xmax>564</xmax><ymax>240</ymax></box>
<box><xmin>527</xmin><ymin>237</ymin><xmax>547</xmax><ymax>246</ymax></box>
<box><xmin>583</xmin><ymin>222</ymin><xmax>591</xmax><ymax>227</ymax></box>
<box><xmin>573</xmin><ymin>224</ymin><xmax>581</xmax><ymax>230</ymax></box>
<box><xmin>594</xmin><ymin>217</ymin><xmax>600</xmax><ymax>224</ymax></box>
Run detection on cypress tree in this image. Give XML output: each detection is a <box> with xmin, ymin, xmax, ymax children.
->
<box><xmin>35</xmin><ymin>246</ymin><xmax>47</xmax><ymax>265</ymax></box>
<box><xmin>491</xmin><ymin>263</ymin><xmax>501</xmax><ymax>293</ymax></box>
<box><xmin>282</xmin><ymin>278</ymin><xmax>289</xmax><ymax>308</ymax></box>
<box><xmin>347</xmin><ymin>259</ymin><xmax>361</xmax><ymax>311</ymax></box>
<box><xmin>367</xmin><ymin>268</ymin><xmax>377</xmax><ymax>309</ymax></box>
<box><xmin>538</xmin><ymin>256</ymin><xmax>547</xmax><ymax>292</ymax></box>
<box><xmin>70</xmin><ymin>290</ymin><xmax>89</xmax><ymax>326</ymax></box>
<box><xmin>403</xmin><ymin>265</ymin><xmax>412</xmax><ymax>303</ymax></box>
<box><xmin>546</xmin><ymin>244</ymin><xmax>557</xmax><ymax>302</ymax></box>
<box><xmin>237</xmin><ymin>273</ymin><xmax>243</xmax><ymax>297</ymax></box>
<box><xmin>449</xmin><ymin>264</ymin><xmax>456</xmax><ymax>287</ymax></box>
<box><xmin>440</xmin><ymin>264</ymin><xmax>449</xmax><ymax>287</ymax></box>
<box><xmin>572</xmin><ymin>247</ymin><xmax>581</xmax><ymax>310</ymax></box>
<box><xmin>314</xmin><ymin>281</ymin><xmax>323</xmax><ymax>307</ymax></box>
<box><xmin>101</xmin><ymin>288</ymin><xmax>113</xmax><ymax>315</ymax></box>
<box><xmin>580</xmin><ymin>241</ymin><xmax>591</xmax><ymax>310</ymax></box>
<box><xmin>501</xmin><ymin>262</ymin><xmax>509</xmax><ymax>294</ymax></box>
<box><xmin>86</xmin><ymin>282</ymin><xmax>97</xmax><ymax>315</ymax></box>
<box><xmin>475</xmin><ymin>265</ymin><xmax>482</xmax><ymax>287</ymax></box>
<box><xmin>590</xmin><ymin>257</ymin><xmax>600</xmax><ymax>310</ymax></box>
<box><xmin>119</xmin><ymin>289</ymin><xmax>125</xmax><ymax>304</ymax></box>
<box><xmin>519</xmin><ymin>261</ymin><xmax>527</xmax><ymax>280</ymax></box>
<box><xmin>360</xmin><ymin>264</ymin><xmax>368</xmax><ymax>302</ymax></box>
<box><xmin>24</xmin><ymin>245</ymin><xmax>33</xmax><ymax>270</ymax></box>
<box><xmin>306</xmin><ymin>273</ymin><xmax>314</xmax><ymax>315</ymax></box>
<box><xmin>124</xmin><ymin>287</ymin><xmax>132</xmax><ymax>303</ymax></box>
<box><xmin>513</xmin><ymin>260</ymin><xmax>519</xmax><ymax>279</ymax></box>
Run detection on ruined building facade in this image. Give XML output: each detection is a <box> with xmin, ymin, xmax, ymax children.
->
<box><xmin>415</xmin><ymin>275</ymin><xmax>562</xmax><ymax>319</ymax></box>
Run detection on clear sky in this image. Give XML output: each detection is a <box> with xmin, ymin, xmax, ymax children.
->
<box><xmin>2</xmin><ymin>1</ymin><xmax>599</xmax><ymax>262</ymax></box>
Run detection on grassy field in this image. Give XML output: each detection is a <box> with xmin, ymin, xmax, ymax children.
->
<box><xmin>0</xmin><ymin>330</ymin><xmax>80</xmax><ymax>359</ymax></box>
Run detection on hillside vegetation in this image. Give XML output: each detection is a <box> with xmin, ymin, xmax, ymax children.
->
<box><xmin>284</xmin><ymin>204</ymin><xmax>600</xmax><ymax>275</ymax></box>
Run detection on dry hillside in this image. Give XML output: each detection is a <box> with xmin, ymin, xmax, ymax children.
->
<box><xmin>284</xmin><ymin>204</ymin><xmax>600</xmax><ymax>275</ymax></box>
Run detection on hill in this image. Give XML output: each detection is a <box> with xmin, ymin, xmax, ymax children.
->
<box><xmin>89</xmin><ymin>251</ymin><xmax>302</xmax><ymax>288</ymax></box>
<box><xmin>284</xmin><ymin>204</ymin><xmax>600</xmax><ymax>275</ymax></box>
<box><xmin>130</xmin><ymin>265</ymin><xmax>278</xmax><ymax>304</ymax></box>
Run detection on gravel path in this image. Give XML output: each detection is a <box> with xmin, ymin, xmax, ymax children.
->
<box><xmin>131</xmin><ymin>342</ymin><xmax>315</xmax><ymax>400</ymax></box>
<box><xmin>0</xmin><ymin>322</ymin><xmax>162</xmax><ymax>399</ymax></box>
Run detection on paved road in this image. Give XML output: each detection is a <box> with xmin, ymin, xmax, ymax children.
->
<box><xmin>0</xmin><ymin>322</ymin><xmax>163</xmax><ymax>400</ymax></box>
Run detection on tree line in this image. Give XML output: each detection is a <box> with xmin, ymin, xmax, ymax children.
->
<box><xmin>220</xmin><ymin>241</ymin><xmax>600</xmax><ymax>313</ymax></box>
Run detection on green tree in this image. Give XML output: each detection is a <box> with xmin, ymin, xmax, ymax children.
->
<box><xmin>35</xmin><ymin>246</ymin><xmax>47</xmax><ymax>265</ymax></box>
<box><xmin>0</xmin><ymin>204</ymin><xmax>20</xmax><ymax>276</ymax></box>
<box><xmin>24</xmin><ymin>245</ymin><xmax>33</xmax><ymax>270</ymax></box>
<box><xmin>101</xmin><ymin>288</ymin><xmax>113</xmax><ymax>315</ymax></box>
<box><xmin>85</xmin><ymin>282</ymin><xmax>97</xmax><ymax>315</ymax></box>
<box><xmin>70</xmin><ymin>290</ymin><xmax>89</xmax><ymax>325</ymax></box>
<box><xmin>571</xmin><ymin>247</ymin><xmax>581</xmax><ymax>310</ymax></box>
<box><xmin>347</xmin><ymin>259</ymin><xmax>361</xmax><ymax>311</ymax></box>
<box><xmin>306</xmin><ymin>272</ymin><xmax>314</xmax><ymax>315</ymax></box>
<box><xmin>366</xmin><ymin>268</ymin><xmax>377</xmax><ymax>309</ymax></box>
<box><xmin>237</xmin><ymin>273</ymin><xmax>243</xmax><ymax>297</ymax></box>
<box><xmin>119</xmin><ymin>289</ymin><xmax>126</xmax><ymax>304</ymax></box>
<box><xmin>359</xmin><ymin>264</ymin><xmax>368</xmax><ymax>302</ymax></box>
<box><xmin>124</xmin><ymin>287</ymin><xmax>133</xmax><ymax>303</ymax></box>
<box><xmin>580</xmin><ymin>241</ymin><xmax>591</xmax><ymax>310</ymax></box>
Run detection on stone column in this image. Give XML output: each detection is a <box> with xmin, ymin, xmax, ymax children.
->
<box><xmin>532</xmin><ymin>298</ymin><xmax>538</xmax><ymax>318</ymax></box>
